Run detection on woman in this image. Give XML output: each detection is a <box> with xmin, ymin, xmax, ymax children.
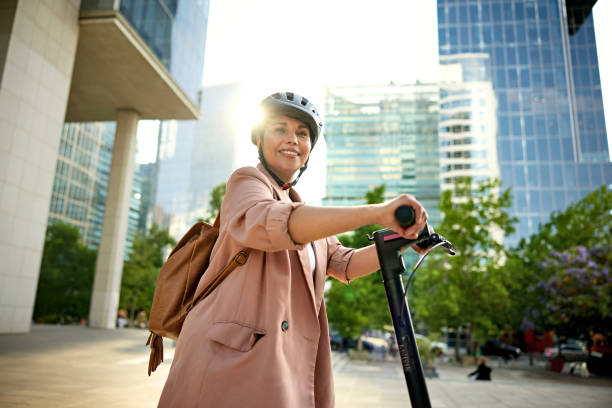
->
<box><xmin>158</xmin><ymin>92</ymin><xmax>430</xmax><ymax>407</ymax></box>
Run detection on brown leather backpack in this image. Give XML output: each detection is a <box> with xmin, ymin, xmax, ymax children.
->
<box><xmin>146</xmin><ymin>214</ymin><xmax>250</xmax><ymax>375</ymax></box>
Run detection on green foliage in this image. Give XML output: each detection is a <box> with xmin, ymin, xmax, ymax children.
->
<box><xmin>416</xmin><ymin>337</ymin><xmax>434</xmax><ymax>366</ymax></box>
<box><xmin>206</xmin><ymin>182</ymin><xmax>227</xmax><ymax>222</ymax></box>
<box><xmin>524</xmin><ymin>246</ymin><xmax>612</xmax><ymax>340</ymax></box>
<box><xmin>119</xmin><ymin>224</ymin><xmax>175</xmax><ymax>322</ymax></box>
<box><xmin>326</xmin><ymin>184</ymin><xmax>391</xmax><ymax>338</ymax></box>
<box><xmin>33</xmin><ymin>223</ymin><xmax>97</xmax><ymax>323</ymax></box>
<box><xmin>508</xmin><ymin>186</ymin><xmax>612</xmax><ymax>340</ymax></box>
<box><xmin>410</xmin><ymin>178</ymin><xmax>517</xmax><ymax>345</ymax></box>
<box><xmin>515</xmin><ymin>185</ymin><xmax>611</xmax><ymax>267</ymax></box>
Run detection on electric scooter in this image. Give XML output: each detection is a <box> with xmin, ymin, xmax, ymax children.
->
<box><xmin>369</xmin><ymin>205</ymin><xmax>455</xmax><ymax>408</ymax></box>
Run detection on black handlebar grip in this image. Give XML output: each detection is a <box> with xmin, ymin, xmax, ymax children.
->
<box><xmin>395</xmin><ymin>205</ymin><xmax>415</xmax><ymax>228</ymax></box>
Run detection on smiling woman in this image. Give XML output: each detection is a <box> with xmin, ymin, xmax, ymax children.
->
<box><xmin>250</xmin><ymin>92</ymin><xmax>324</xmax><ymax>190</ymax></box>
<box><xmin>157</xmin><ymin>91</ymin><xmax>432</xmax><ymax>407</ymax></box>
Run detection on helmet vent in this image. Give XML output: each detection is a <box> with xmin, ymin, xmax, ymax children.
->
<box><xmin>286</xmin><ymin>92</ymin><xmax>294</xmax><ymax>101</ymax></box>
<box><xmin>300</xmin><ymin>97</ymin><xmax>309</xmax><ymax>106</ymax></box>
<box><xmin>272</xmin><ymin>92</ymin><xmax>281</xmax><ymax>99</ymax></box>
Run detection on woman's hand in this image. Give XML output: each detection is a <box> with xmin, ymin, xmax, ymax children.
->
<box><xmin>409</xmin><ymin>224</ymin><xmax>435</xmax><ymax>255</ymax></box>
<box><xmin>374</xmin><ymin>195</ymin><xmax>436</xmax><ymax>255</ymax></box>
<box><xmin>375</xmin><ymin>194</ymin><xmax>428</xmax><ymax>240</ymax></box>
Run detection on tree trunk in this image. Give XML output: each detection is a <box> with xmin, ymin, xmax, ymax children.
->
<box><xmin>454</xmin><ymin>326</ymin><xmax>461</xmax><ymax>362</ymax></box>
<box><xmin>129</xmin><ymin>297</ymin><xmax>136</xmax><ymax>327</ymax></box>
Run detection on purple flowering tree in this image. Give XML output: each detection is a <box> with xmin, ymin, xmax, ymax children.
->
<box><xmin>525</xmin><ymin>246</ymin><xmax>612</xmax><ymax>341</ymax></box>
<box><xmin>507</xmin><ymin>186</ymin><xmax>611</xmax><ymax>341</ymax></box>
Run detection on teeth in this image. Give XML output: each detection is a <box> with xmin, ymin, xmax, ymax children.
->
<box><xmin>280</xmin><ymin>150</ymin><xmax>298</xmax><ymax>157</ymax></box>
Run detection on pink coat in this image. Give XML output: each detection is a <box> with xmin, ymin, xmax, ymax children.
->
<box><xmin>158</xmin><ymin>164</ymin><xmax>354</xmax><ymax>407</ymax></box>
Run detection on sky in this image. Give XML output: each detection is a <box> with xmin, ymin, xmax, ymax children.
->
<box><xmin>136</xmin><ymin>0</ymin><xmax>612</xmax><ymax>190</ymax></box>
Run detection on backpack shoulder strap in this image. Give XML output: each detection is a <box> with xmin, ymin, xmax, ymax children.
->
<box><xmin>186</xmin><ymin>209</ymin><xmax>249</xmax><ymax>312</ymax></box>
<box><xmin>187</xmin><ymin>248</ymin><xmax>251</xmax><ymax>312</ymax></box>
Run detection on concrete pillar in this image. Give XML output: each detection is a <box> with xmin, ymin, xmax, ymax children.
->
<box><xmin>0</xmin><ymin>0</ymin><xmax>80</xmax><ymax>333</ymax></box>
<box><xmin>88</xmin><ymin>109</ymin><xmax>139</xmax><ymax>329</ymax></box>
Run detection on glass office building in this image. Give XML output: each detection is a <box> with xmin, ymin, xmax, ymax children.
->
<box><xmin>0</xmin><ymin>0</ymin><xmax>211</xmax><ymax>333</ymax></box>
<box><xmin>438</xmin><ymin>0</ymin><xmax>612</xmax><ymax>245</ymax></box>
<box><xmin>68</xmin><ymin>0</ymin><xmax>211</xmax><ymax>244</ymax></box>
<box><xmin>48</xmin><ymin>122</ymin><xmax>149</xmax><ymax>253</ymax></box>
<box><xmin>49</xmin><ymin>0</ymin><xmax>210</xmax><ymax>251</ymax></box>
<box><xmin>324</xmin><ymin>84</ymin><xmax>441</xmax><ymax>224</ymax></box>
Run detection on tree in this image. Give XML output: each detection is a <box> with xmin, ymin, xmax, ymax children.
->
<box><xmin>514</xmin><ymin>186</ymin><xmax>611</xmax><ymax>268</ymax></box>
<box><xmin>205</xmin><ymin>182</ymin><xmax>226</xmax><ymax>222</ymax></box>
<box><xmin>509</xmin><ymin>186</ymin><xmax>612</xmax><ymax>341</ymax></box>
<box><xmin>33</xmin><ymin>223</ymin><xmax>97</xmax><ymax>323</ymax></box>
<box><xmin>326</xmin><ymin>184</ymin><xmax>391</xmax><ymax>338</ymax></box>
<box><xmin>119</xmin><ymin>224</ymin><xmax>175</xmax><ymax>324</ymax></box>
<box><xmin>410</xmin><ymin>178</ymin><xmax>516</xmax><ymax>359</ymax></box>
<box><xmin>524</xmin><ymin>246</ymin><xmax>612</xmax><ymax>341</ymax></box>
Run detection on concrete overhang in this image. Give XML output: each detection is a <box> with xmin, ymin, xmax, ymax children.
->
<box><xmin>65</xmin><ymin>10</ymin><xmax>200</xmax><ymax>122</ymax></box>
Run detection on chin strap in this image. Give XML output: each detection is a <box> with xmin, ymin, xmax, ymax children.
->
<box><xmin>258</xmin><ymin>141</ymin><xmax>308</xmax><ymax>190</ymax></box>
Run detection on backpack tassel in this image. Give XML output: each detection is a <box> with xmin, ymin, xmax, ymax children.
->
<box><xmin>146</xmin><ymin>332</ymin><xmax>164</xmax><ymax>376</ymax></box>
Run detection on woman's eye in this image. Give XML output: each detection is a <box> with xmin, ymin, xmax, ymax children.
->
<box><xmin>297</xmin><ymin>132</ymin><xmax>309</xmax><ymax>139</ymax></box>
<box><xmin>274</xmin><ymin>127</ymin><xmax>286</xmax><ymax>133</ymax></box>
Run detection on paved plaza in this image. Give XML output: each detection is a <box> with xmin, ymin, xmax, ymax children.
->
<box><xmin>1</xmin><ymin>325</ymin><xmax>611</xmax><ymax>407</ymax></box>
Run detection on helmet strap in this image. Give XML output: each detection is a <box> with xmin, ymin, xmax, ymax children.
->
<box><xmin>258</xmin><ymin>138</ymin><xmax>308</xmax><ymax>191</ymax></box>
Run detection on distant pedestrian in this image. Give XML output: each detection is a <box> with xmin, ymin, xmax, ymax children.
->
<box><xmin>467</xmin><ymin>357</ymin><xmax>492</xmax><ymax>381</ymax></box>
<box><xmin>116</xmin><ymin>309</ymin><xmax>128</xmax><ymax>328</ymax></box>
<box><xmin>136</xmin><ymin>310</ymin><xmax>147</xmax><ymax>329</ymax></box>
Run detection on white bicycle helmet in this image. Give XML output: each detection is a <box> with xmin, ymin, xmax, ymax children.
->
<box><xmin>251</xmin><ymin>92</ymin><xmax>323</xmax><ymax>148</ymax></box>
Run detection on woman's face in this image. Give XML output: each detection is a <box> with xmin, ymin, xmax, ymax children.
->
<box><xmin>258</xmin><ymin>115</ymin><xmax>311</xmax><ymax>183</ymax></box>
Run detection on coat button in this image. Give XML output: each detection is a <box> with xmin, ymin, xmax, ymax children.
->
<box><xmin>281</xmin><ymin>320</ymin><xmax>289</xmax><ymax>332</ymax></box>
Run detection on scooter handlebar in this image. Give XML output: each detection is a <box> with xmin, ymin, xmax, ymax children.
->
<box><xmin>392</xmin><ymin>206</ymin><xmax>455</xmax><ymax>255</ymax></box>
<box><xmin>395</xmin><ymin>205</ymin><xmax>415</xmax><ymax>228</ymax></box>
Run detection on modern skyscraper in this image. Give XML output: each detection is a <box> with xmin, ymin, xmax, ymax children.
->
<box><xmin>0</xmin><ymin>0</ymin><xmax>208</xmax><ymax>333</ymax></box>
<box><xmin>437</xmin><ymin>0</ymin><xmax>612</xmax><ymax>245</ymax></box>
<box><xmin>48</xmin><ymin>122</ymin><xmax>116</xmax><ymax>249</ymax></box>
<box><xmin>48</xmin><ymin>120</ymin><xmax>156</xmax><ymax>258</ymax></box>
<box><xmin>324</xmin><ymin>83</ymin><xmax>441</xmax><ymax>224</ymax></box>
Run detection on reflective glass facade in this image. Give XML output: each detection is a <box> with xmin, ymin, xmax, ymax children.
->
<box><xmin>48</xmin><ymin>123</ymin><xmax>149</xmax><ymax>253</ymax></box>
<box><xmin>438</xmin><ymin>0</ymin><xmax>612</xmax><ymax>245</ymax></box>
<box><xmin>439</xmin><ymin>54</ymin><xmax>500</xmax><ymax>192</ymax></box>
<box><xmin>324</xmin><ymin>84</ymin><xmax>441</xmax><ymax>224</ymax></box>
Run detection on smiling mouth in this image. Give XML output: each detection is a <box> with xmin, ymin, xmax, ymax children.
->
<box><xmin>279</xmin><ymin>150</ymin><xmax>299</xmax><ymax>157</ymax></box>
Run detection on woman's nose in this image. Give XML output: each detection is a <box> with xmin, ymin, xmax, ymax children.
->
<box><xmin>285</xmin><ymin>131</ymin><xmax>298</xmax><ymax>144</ymax></box>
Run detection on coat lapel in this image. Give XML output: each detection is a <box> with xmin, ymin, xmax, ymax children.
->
<box><xmin>256</xmin><ymin>164</ymin><xmax>317</xmax><ymax>308</ymax></box>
